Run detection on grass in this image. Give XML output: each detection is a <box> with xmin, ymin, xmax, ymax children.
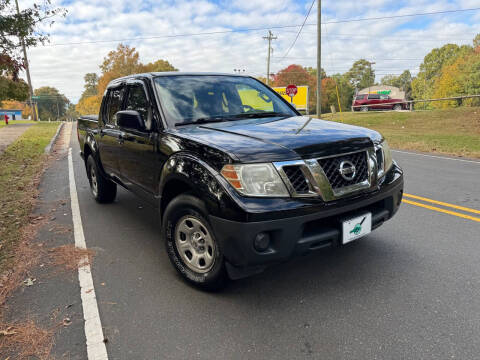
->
<box><xmin>0</xmin><ymin>120</ymin><xmax>40</xmax><ymax>129</ymax></box>
<box><xmin>0</xmin><ymin>122</ymin><xmax>59</xmax><ymax>270</ymax></box>
<box><xmin>324</xmin><ymin>107</ymin><xmax>480</xmax><ymax>159</ymax></box>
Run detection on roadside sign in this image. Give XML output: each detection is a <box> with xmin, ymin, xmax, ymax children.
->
<box><xmin>272</xmin><ymin>85</ymin><xmax>309</xmax><ymax>113</ymax></box>
<box><xmin>286</xmin><ymin>84</ymin><xmax>298</xmax><ymax>98</ymax></box>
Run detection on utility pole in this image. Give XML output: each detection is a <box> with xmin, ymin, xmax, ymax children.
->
<box><xmin>316</xmin><ymin>0</ymin><xmax>321</xmax><ymax>117</ymax></box>
<box><xmin>263</xmin><ymin>30</ymin><xmax>276</xmax><ymax>85</ymax></box>
<box><xmin>15</xmin><ymin>0</ymin><xmax>37</xmax><ymax>121</ymax></box>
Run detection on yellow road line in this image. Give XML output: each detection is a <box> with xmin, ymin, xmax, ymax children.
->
<box><xmin>403</xmin><ymin>199</ymin><xmax>480</xmax><ymax>223</ymax></box>
<box><xmin>404</xmin><ymin>193</ymin><xmax>480</xmax><ymax>215</ymax></box>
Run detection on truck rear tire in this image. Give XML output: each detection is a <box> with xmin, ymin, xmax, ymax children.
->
<box><xmin>162</xmin><ymin>194</ymin><xmax>227</xmax><ymax>291</ymax></box>
<box><xmin>86</xmin><ymin>155</ymin><xmax>117</xmax><ymax>203</ymax></box>
<box><xmin>393</xmin><ymin>104</ymin><xmax>402</xmax><ymax>111</ymax></box>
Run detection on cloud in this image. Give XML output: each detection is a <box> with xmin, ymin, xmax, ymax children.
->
<box><xmin>19</xmin><ymin>0</ymin><xmax>480</xmax><ymax>103</ymax></box>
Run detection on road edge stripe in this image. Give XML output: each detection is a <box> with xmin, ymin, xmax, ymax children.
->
<box><xmin>404</xmin><ymin>193</ymin><xmax>480</xmax><ymax>215</ymax></box>
<box><xmin>392</xmin><ymin>150</ymin><xmax>480</xmax><ymax>164</ymax></box>
<box><xmin>68</xmin><ymin>147</ymin><xmax>109</xmax><ymax>360</ymax></box>
<box><xmin>403</xmin><ymin>199</ymin><xmax>480</xmax><ymax>222</ymax></box>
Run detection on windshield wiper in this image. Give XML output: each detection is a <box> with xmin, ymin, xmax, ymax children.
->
<box><xmin>175</xmin><ymin>116</ymin><xmax>229</xmax><ymax>127</ymax></box>
<box><xmin>175</xmin><ymin>112</ymin><xmax>291</xmax><ymax>126</ymax></box>
<box><xmin>230</xmin><ymin>112</ymin><xmax>292</xmax><ymax>119</ymax></box>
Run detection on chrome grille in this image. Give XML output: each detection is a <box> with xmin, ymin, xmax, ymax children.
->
<box><xmin>283</xmin><ymin>165</ymin><xmax>310</xmax><ymax>193</ymax></box>
<box><xmin>317</xmin><ymin>151</ymin><xmax>368</xmax><ymax>190</ymax></box>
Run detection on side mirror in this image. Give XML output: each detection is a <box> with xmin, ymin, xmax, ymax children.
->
<box><xmin>116</xmin><ymin>110</ymin><xmax>145</xmax><ymax>131</ymax></box>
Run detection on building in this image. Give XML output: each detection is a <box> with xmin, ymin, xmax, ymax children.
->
<box><xmin>357</xmin><ymin>85</ymin><xmax>405</xmax><ymax>100</ymax></box>
<box><xmin>0</xmin><ymin>109</ymin><xmax>23</xmax><ymax>120</ymax></box>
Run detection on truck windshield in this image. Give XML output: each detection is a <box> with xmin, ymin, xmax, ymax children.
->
<box><xmin>153</xmin><ymin>75</ymin><xmax>296</xmax><ymax>127</ymax></box>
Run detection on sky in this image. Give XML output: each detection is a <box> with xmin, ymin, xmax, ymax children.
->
<box><xmin>18</xmin><ymin>0</ymin><xmax>480</xmax><ymax>103</ymax></box>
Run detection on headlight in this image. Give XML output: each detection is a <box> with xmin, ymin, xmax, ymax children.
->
<box><xmin>221</xmin><ymin>163</ymin><xmax>289</xmax><ymax>197</ymax></box>
<box><xmin>376</xmin><ymin>140</ymin><xmax>393</xmax><ymax>177</ymax></box>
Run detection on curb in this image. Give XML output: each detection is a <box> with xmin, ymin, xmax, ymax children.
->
<box><xmin>44</xmin><ymin>122</ymin><xmax>64</xmax><ymax>154</ymax></box>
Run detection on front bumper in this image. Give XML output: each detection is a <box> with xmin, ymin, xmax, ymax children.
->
<box><xmin>209</xmin><ymin>166</ymin><xmax>403</xmax><ymax>279</ymax></box>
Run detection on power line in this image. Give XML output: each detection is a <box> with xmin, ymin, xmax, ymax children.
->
<box><xmin>280</xmin><ymin>0</ymin><xmax>316</xmax><ymax>59</ymax></box>
<box><xmin>43</xmin><ymin>7</ymin><xmax>480</xmax><ymax>47</ymax></box>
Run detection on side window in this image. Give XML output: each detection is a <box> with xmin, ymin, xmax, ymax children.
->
<box><xmin>368</xmin><ymin>94</ymin><xmax>380</xmax><ymax>100</ymax></box>
<box><xmin>106</xmin><ymin>87</ymin><xmax>124</xmax><ymax>126</ymax></box>
<box><xmin>125</xmin><ymin>85</ymin><xmax>151</xmax><ymax>130</ymax></box>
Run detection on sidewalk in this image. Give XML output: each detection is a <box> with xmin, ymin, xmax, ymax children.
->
<box><xmin>0</xmin><ymin>123</ymin><xmax>32</xmax><ymax>154</ymax></box>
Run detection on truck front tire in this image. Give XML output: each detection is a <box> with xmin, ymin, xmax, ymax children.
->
<box><xmin>162</xmin><ymin>194</ymin><xmax>227</xmax><ymax>291</ymax></box>
<box><xmin>86</xmin><ymin>155</ymin><xmax>117</xmax><ymax>203</ymax></box>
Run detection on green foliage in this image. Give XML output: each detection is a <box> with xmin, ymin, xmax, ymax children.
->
<box><xmin>331</xmin><ymin>74</ymin><xmax>354</xmax><ymax>112</ymax></box>
<box><xmin>141</xmin><ymin>59</ymin><xmax>177</xmax><ymax>72</ymax></box>
<box><xmin>412</xmin><ymin>43</ymin><xmax>473</xmax><ymax>105</ymax></box>
<box><xmin>34</xmin><ymin>86</ymin><xmax>70</xmax><ymax>121</ymax></box>
<box><xmin>83</xmin><ymin>73</ymin><xmax>99</xmax><ymax>97</ymax></box>
<box><xmin>345</xmin><ymin>59</ymin><xmax>375</xmax><ymax>90</ymax></box>
<box><xmin>474</xmin><ymin>34</ymin><xmax>480</xmax><ymax>48</ymax></box>
<box><xmin>381</xmin><ymin>70</ymin><xmax>412</xmax><ymax>99</ymax></box>
<box><xmin>0</xmin><ymin>76</ymin><xmax>28</xmax><ymax>104</ymax></box>
<box><xmin>0</xmin><ymin>0</ymin><xmax>66</xmax><ymax>75</ymax></box>
<box><xmin>419</xmin><ymin>44</ymin><xmax>471</xmax><ymax>81</ymax></box>
<box><xmin>76</xmin><ymin>44</ymin><xmax>178</xmax><ymax>115</ymax></box>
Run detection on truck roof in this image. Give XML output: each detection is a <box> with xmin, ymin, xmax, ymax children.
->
<box><xmin>108</xmin><ymin>72</ymin><xmax>250</xmax><ymax>87</ymax></box>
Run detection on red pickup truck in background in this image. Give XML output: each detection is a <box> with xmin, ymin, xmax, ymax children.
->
<box><xmin>353</xmin><ymin>94</ymin><xmax>408</xmax><ymax>111</ymax></box>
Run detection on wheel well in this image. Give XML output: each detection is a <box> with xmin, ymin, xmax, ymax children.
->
<box><xmin>83</xmin><ymin>144</ymin><xmax>92</xmax><ymax>163</ymax></box>
<box><xmin>160</xmin><ymin>179</ymin><xmax>193</xmax><ymax>217</ymax></box>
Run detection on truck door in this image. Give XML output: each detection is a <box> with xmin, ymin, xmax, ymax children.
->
<box><xmin>117</xmin><ymin>81</ymin><xmax>158</xmax><ymax>197</ymax></box>
<box><xmin>97</xmin><ymin>86</ymin><xmax>125</xmax><ymax>177</ymax></box>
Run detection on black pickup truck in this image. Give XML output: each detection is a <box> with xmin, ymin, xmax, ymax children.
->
<box><xmin>77</xmin><ymin>72</ymin><xmax>403</xmax><ymax>290</ymax></box>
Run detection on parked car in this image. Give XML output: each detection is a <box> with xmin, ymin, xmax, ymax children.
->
<box><xmin>77</xmin><ymin>72</ymin><xmax>404</xmax><ymax>290</ymax></box>
<box><xmin>353</xmin><ymin>93</ymin><xmax>408</xmax><ymax>111</ymax></box>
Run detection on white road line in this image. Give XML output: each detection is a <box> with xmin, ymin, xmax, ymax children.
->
<box><xmin>68</xmin><ymin>147</ymin><xmax>109</xmax><ymax>360</ymax></box>
<box><xmin>392</xmin><ymin>150</ymin><xmax>480</xmax><ymax>164</ymax></box>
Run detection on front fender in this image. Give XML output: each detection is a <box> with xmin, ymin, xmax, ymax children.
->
<box><xmin>158</xmin><ymin>153</ymin><xmax>244</xmax><ymax>220</ymax></box>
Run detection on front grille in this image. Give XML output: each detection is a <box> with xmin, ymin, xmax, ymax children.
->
<box><xmin>283</xmin><ymin>165</ymin><xmax>310</xmax><ymax>193</ymax></box>
<box><xmin>317</xmin><ymin>151</ymin><xmax>368</xmax><ymax>190</ymax></box>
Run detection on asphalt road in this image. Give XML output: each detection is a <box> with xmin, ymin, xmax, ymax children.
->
<box><xmin>69</xmin><ymin>126</ymin><xmax>480</xmax><ymax>359</ymax></box>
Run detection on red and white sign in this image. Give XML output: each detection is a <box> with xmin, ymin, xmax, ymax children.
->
<box><xmin>286</xmin><ymin>84</ymin><xmax>298</xmax><ymax>97</ymax></box>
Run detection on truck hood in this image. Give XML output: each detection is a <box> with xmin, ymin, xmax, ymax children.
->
<box><xmin>174</xmin><ymin>116</ymin><xmax>382</xmax><ymax>163</ymax></box>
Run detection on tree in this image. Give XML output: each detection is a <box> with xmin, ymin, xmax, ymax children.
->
<box><xmin>83</xmin><ymin>73</ymin><xmax>99</xmax><ymax>97</ymax></box>
<box><xmin>0</xmin><ymin>76</ymin><xmax>28</xmax><ymax>103</ymax></box>
<box><xmin>381</xmin><ymin>70</ymin><xmax>413</xmax><ymax>99</ymax></box>
<box><xmin>34</xmin><ymin>86</ymin><xmax>70</xmax><ymax>120</ymax></box>
<box><xmin>419</xmin><ymin>44</ymin><xmax>471</xmax><ymax>82</ymax></box>
<box><xmin>140</xmin><ymin>59</ymin><xmax>177</xmax><ymax>73</ymax></box>
<box><xmin>305</xmin><ymin>67</ymin><xmax>326</xmax><ymax>79</ymax></box>
<box><xmin>272</xmin><ymin>64</ymin><xmax>317</xmax><ymax>113</ymax></box>
<box><xmin>412</xmin><ymin>44</ymin><xmax>473</xmax><ymax>103</ymax></box>
<box><xmin>76</xmin><ymin>44</ymin><xmax>178</xmax><ymax>115</ymax></box>
<box><xmin>0</xmin><ymin>0</ymin><xmax>66</xmax><ymax>76</ymax></box>
<box><xmin>76</xmin><ymin>95</ymin><xmax>100</xmax><ymax>116</ymax></box>
<box><xmin>474</xmin><ymin>33</ymin><xmax>480</xmax><ymax>49</ymax></box>
<box><xmin>331</xmin><ymin>73</ymin><xmax>355</xmax><ymax>112</ymax></box>
<box><xmin>345</xmin><ymin>59</ymin><xmax>375</xmax><ymax>90</ymax></box>
<box><xmin>1</xmin><ymin>99</ymin><xmax>32</xmax><ymax>117</ymax></box>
